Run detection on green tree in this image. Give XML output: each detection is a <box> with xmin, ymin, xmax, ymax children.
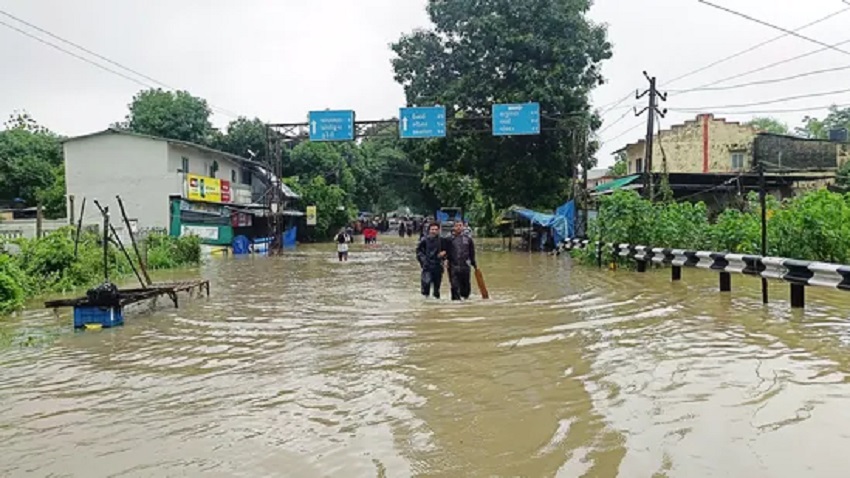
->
<box><xmin>286</xmin><ymin>176</ymin><xmax>354</xmax><ymax>241</ymax></box>
<box><xmin>124</xmin><ymin>89</ymin><xmax>213</xmax><ymax>144</ymax></box>
<box><xmin>0</xmin><ymin>112</ymin><xmax>63</xmax><ymax>207</ymax></box>
<box><xmin>391</xmin><ymin>0</ymin><xmax>611</xmax><ymax>210</ymax></box>
<box><xmin>748</xmin><ymin>117</ymin><xmax>789</xmax><ymax>135</ymax></box>
<box><xmin>795</xmin><ymin>106</ymin><xmax>850</xmax><ymax>139</ymax></box>
<box><xmin>213</xmin><ymin>117</ymin><xmax>267</xmax><ymax>159</ymax></box>
<box><xmin>287</xmin><ymin>142</ymin><xmax>356</xmax><ymax>193</ymax></box>
<box><xmin>37</xmin><ymin>165</ymin><xmax>66</xmax><ymax>219</ymax></box>
<box><xmin>608</xmin><ymin>151</ymin><xmax>628</xmax><ymax>176</ymax></box>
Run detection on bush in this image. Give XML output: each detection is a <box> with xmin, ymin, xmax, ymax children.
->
<box><xmin>577</xmin><ymin>189</ymin><xmax>850</xmax><ymax>265</ymax></box>
<box><xmin>144</xmin><ymin>234</ymin><xmax>201</xmax><ymax>269</ymax></box>
<box><xmin>0</xmin><ymin>255</ymin><xmax>25</xmax><ymax>315</ymax></box>
<box><xmin>0</xmin><ymin>229</ymin><xmax>202</xmax><ymax>316</ymax></box>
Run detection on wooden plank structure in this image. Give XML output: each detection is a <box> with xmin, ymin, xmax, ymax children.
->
<box><xmin>44</xmin><ymin>280</ymin><xmax>210</xmax><ymax>310</ymax></box>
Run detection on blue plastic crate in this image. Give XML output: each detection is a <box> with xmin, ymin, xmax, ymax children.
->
<box><xmin>73</xmin><ymin>306</ymin><xmax>124</xmax><ymax>329</ymax></box>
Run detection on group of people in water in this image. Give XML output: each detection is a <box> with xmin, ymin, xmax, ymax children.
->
<box><xmin>335</xmin><ymin>219</ymin><xmax>478</xmax><ymax>301</ymax></box>
<box><xmin>416</xmin><ymin>221</ymin><xmax>477</xmax><ymax>301</ymax></box>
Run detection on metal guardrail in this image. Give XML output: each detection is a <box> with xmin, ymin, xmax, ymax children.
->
<box><xmin>560</xmin><ymin>238</ymin><xmax>850</xmax><ymax>309</ymax></box>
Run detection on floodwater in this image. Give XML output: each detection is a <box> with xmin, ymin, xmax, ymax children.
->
<box><xmin>3</xmin><ymin>238</ymin><xmax>850</xmax><ymax>477</ymax></box>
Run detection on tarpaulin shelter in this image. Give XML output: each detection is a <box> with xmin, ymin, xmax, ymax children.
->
<box><xmin>503</xmin><ymin>206</ymin><xmax>570</xmax><ymax>245</ymax></box>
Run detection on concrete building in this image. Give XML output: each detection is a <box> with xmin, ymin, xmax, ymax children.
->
<box><xmin>586</xmin><ymin>168</ymin><xmax>615</xmax><ymax>190</ymax></box>
<box><xmin>63</xmin><ymin>128</ymin><xmax>299</xmax><ymax>245</ymax></box>
<box><xmin>616</xmin><ymin>114</ymin><xmax>759</xmax><ymax>175</ymax></box>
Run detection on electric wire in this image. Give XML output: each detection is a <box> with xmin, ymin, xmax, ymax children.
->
<box><xmin>662</xmin><ymin>6</ymin><xmax>850</xmax><ymax>87</ymax></box>
<box><xmin>0</xmin><ymin>9</ymin><xmax>243</xmax><ymax>119</ymax></box>
<box><xmin>667</xmin><ymin>64</ymin><xmax>850</xmax><ymax>93</ymax></box>
<box><xmin>671</xmin><ymin>87</ymin><xmax>850</xmax><ymax>111</ymax></box>
<box><xmin>596</xmin><ymin>6</ymin><xmax>850</xmax><ymax>118</ymax></box>
<box><xmin>674</xmin><ymin>37</ymin><xmax>850</xmax><ymax>94</ymax></box>
<box><xmin>697</xmin><ymin>0</ymin><xmax>850</xmax><ymax>56</ymax></box>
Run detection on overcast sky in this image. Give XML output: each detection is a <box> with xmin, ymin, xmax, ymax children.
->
<box><xmin>1</xmin><ymin>0</ymin><xmax>847</xmax><ymax>167</ymax></box>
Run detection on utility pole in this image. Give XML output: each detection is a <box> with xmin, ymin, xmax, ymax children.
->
<box><xmin>758</xmin><ymin>160</ymin><xmax>769</xmax><ymax>304</ymax></box>
<box><xmin>635</xmin><ymin>71</ymin><xmax>667</xmax><ymax>201</ymax></box>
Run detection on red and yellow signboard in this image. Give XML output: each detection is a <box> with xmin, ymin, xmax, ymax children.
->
<box><xmin>187</xmin><ymin>174</ymin><xmax>231</xmax><ymax>204</ymax></box>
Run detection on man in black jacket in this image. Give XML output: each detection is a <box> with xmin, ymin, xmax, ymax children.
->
<box><xmin>416</xmin><ymin>223</ymin><xmax>447</xmax><ymax>299</ymax></box>
<box><xmin>446</xmin><ymin>221</ymin><xmax>477</xmax><ymax>300</ymax></box>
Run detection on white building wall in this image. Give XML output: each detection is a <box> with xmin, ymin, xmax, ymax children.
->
<box><xmin>167</xmin><ymin>144</ymin><xmax>242</xmax><ymax>186</ymax></box>
<box><xmin>64</xmin><ymin>133</ymin><xmax>176</xmax><ymax>230</ymax></box>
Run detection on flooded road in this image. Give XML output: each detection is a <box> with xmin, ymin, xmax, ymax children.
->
<box><xmin>4</xmin><ymin>238</ymin><xmax>850</xmax><ymax>477</ymax></box>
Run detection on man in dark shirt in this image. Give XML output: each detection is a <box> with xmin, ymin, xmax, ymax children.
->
<box><xmin>416</xmin><ymin>223</ymin><xmax>447</xmax><ymax>299</ymax></box>
<box><xmin>446</xmin><ymin>221</ymin><xmax>477</xmax><ymax>300</ymax></box>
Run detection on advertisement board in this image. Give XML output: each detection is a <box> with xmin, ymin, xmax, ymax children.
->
<box><xmin>186</xmin><ymin>174</ymin><xmax>231</xmax><ymax>204</ymax></box>
<box><xmin>181</xmin><ymin>224</ymin><xmax>220</xmax><ymax>241</ymax></box>
<box><xmin>306</xmin><ymin>205</ymin><xmax>317</xmax><ymax>226</ymax></box>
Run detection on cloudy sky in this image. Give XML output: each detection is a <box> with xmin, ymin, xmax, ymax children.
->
<box><xmin>1</xmin><ymin>0</ymin><xmax>847</xmax><ymax>167</ymax></box>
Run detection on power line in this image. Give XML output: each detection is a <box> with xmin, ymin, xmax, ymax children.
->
<box><xmin>604</xmin><ymin>120</ymin><xmax>645</xmax><ymax>145</ymax></box>
<box><xmin>667</xmin><ymin>103</ymin><xmax>850</xmax><ymax>115</ymax></box>
<box><xmin>597</xmin><ymin>91</ymin><xmax>634</xmax><ymax>115</ymax></box>
<box><xmin>597</xmin><ymin>108</ymin><xmax>633</xmax><ymax>134</ymax></box>
<box><xmin>661</xmin><ymin>6</ymin><xmax>850</xmax><ymax>87</ymax></box>
<box><xmin>672</xmin><ymin>87</ymin><xmax>850</xmax><ymax>110</ymax></box>
<box><xmin>675</xmin><ymin>37</ymin><xmax>850</xmax><ymax>94</ymax></box>
<box><xmin>668</xmin><ymin>64</ymin><xmax>850</xmax><ymax>93</ymax></box>
<box><xmin>698</xmin><ymin>1</ymin><xmax>850</xmax><ymax>56</ymax></box>
<box><xmin>0</xmin><ymin>8</ymin><xmax>243</xmax><ymax>119</ymax></box>
<box><xmin>596</xmin><ymin>6</ymin><xmax>850</xmax><ymax>116</ymax></box>
<box><xmin>0</xmin><ymin>18</ymin><xmax>151</xmax><ymax>89</ymax></box>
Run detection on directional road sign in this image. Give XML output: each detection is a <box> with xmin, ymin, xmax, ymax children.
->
<box><xmin>308</xmin><ymin>110</ymin><xmax>355</xmax><ymax>142</ymax></box>
<box><xmin>492</xmin><ymin>103</ymin><xmax>541</xmax><ymax>136</ymax></box>
<box><xmin>399</xmin><ymin>106</ymin><xmax>446</xmax><ymax>139</ymax></box>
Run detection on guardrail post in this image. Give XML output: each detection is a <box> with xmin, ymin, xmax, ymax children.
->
<box><xmin>672</xmin><ymin>266</ymin><xmax>682</xmax><ymax>281</ymax></box>
<box><xmin>719</xmin><ymin>272</ymin><xmax>731</xmax><ymax>292</ymax></box>
<box><xmin>790</xmin><ymin>284</ymin><xmax>805</xmax><ymax>308</ymax></box>
<box><xmin>636</xmin><ymin>260</ymin><xmax>647</xmax><ymax>273</ymax></box>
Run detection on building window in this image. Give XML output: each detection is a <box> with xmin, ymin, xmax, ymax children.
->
<box><xmin>241</xmin><ymin>169</ymin><xmax>253</xmax><ymax>186</ymax></box>
<box><xmin>635</xmin><ymin>158</ymin><xmax>643</xmax><ymax>173</ymax></box>
<box><xmin>231</xmin><ymin>169</ymin><xmax>237</xmax><ymax>183</ymax></box>
<box><xmin>731</xmin><ymin>152</ymin><xmax>745</xmax><ymax>171</ymax></box>
<box><xmin>209</xmin><ymin>161</ymin><xmax>219</xmax><ymax>178</ymax></box>
<box><xmin>181</xmin><ymin>157</ymin><xmax>189</xmax><ymax>173</ymax></box>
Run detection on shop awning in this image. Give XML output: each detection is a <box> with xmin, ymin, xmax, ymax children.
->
<box><xmin>592</xmin><ymin>174</ymin><xmax>642</xmax><ymax>195</ymax></box>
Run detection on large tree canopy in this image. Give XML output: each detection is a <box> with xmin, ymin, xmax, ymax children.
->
<box><xmin>212</xmin><ymin>117</ymin><xmax>267</xmax><ymax>159</ymax></box>
<box><xmin>124</xmin><ymin>88</ymin><xmax>213</xmax><ymax>144</ymax></box>
<box><xmin>391</xmin><ymin>0</ymin><xmax>611</xmax><ymax>209</ymax></box>
<box><xmin>0</xmin><ymin>112</ymin><xmax>64</xmax><ymax>214</ymax></box>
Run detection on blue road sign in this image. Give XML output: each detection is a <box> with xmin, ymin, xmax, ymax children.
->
<box><xmin>399</xmin><ymin>106</ymin><xmax>446</xmax><ymax>139</ymax></box>
<box><xmin>308</xmin><ymin>110</ymin><xmax>355</xmax><ymax>141</ymax></box>
<box><xmin>492</xmin><ymin>103</ymin><xmax>541</xmax><ymax>136</ymax></box>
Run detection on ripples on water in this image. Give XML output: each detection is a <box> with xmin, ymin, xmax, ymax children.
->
<box><xmin>3</xmin><ymin>238</ymin><xmax>850</xmax><ymax>477</ymax></box>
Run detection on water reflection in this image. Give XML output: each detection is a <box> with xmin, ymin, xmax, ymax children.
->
<box><xmin>2</xmin><ymin>238</ymin><xmax>850</xmax><ymax>476</ymax></box>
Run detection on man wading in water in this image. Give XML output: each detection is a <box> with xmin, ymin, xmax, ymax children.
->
<box><xmin>447</xmin><ymin>220</ymin><xmax>477</xmax><ymax>301</ymax></box>
<box><xmin>335</xmin><ymin>229</ymin><xmax>351</xmax><ymax>262</ymax></box>
<box><xmin>417</xmin><ymin>223</ymin><xmax>447</xmax><ymax>299</ymax></box>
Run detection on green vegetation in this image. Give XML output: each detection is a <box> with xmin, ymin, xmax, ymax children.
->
<box><xmin>144</xmin><ymin>234</ymin><xmax>202</xmax><ymax>270</ymax></box>
<box><xmin>747</xmin><ymin>117</ymin><xmax>790</xmax><ymax>135</ymax></box>
<box><xmin>0</xmin><ymin>112</ymin><xmax>65</xmax><ymax>218</ymax></box>
<box><xmin>0</xmin><ymin>228</ymin><xmax>201</xmax><ymax>316</ymax></box>
<box><xmin>391</xmin><ymin>0</ymin><xmax>610</xmax><ymax>211</ymax></box>
<box><xmin>578</xmin><ymin>189</ymin><xmax>850</xmax><ymax>265</ymax></box>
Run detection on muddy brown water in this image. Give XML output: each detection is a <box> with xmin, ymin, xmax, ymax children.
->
<box><xmin>3</xmin><ymin>238</ymin><xmax>850</xmax><ymax>477</ymax></box>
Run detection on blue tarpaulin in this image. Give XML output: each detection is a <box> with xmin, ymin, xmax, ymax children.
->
<box><xmin>508</xmin><ymin>207</ymin><xmax>570</xmax><ymax>245</ymax></box>
<box><xmin>555</xmin><ymin>200</ymin><xmax>577</xmax><ymax>238</ymax></box>
<box><xmin>283</xmin><ymin>227</ymin><xmax>297</xmax><ymax>249</ymax></box>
